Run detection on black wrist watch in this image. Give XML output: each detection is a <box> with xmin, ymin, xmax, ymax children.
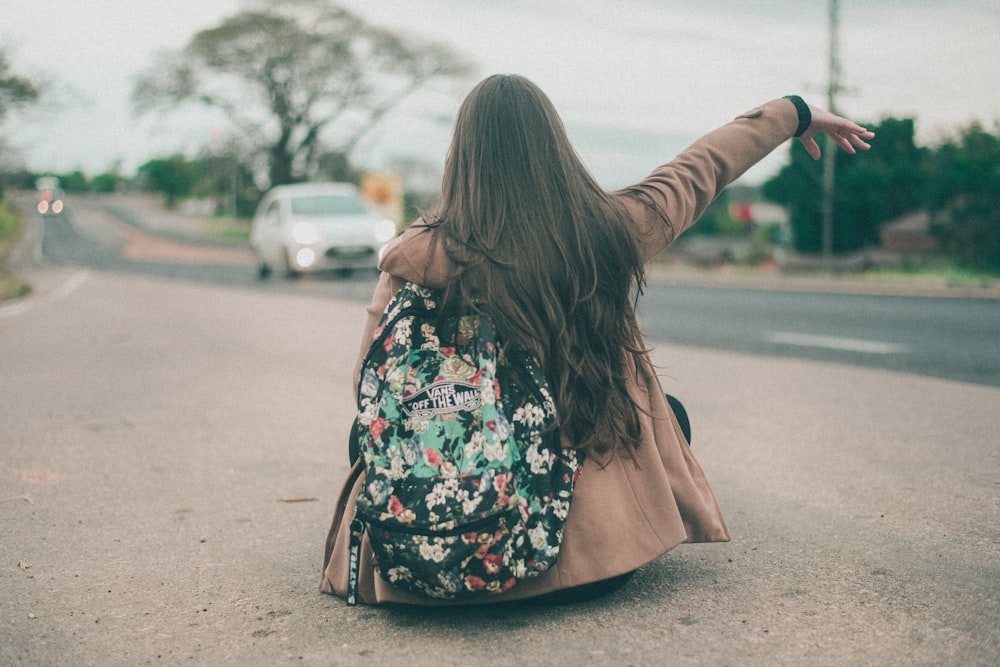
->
<box><xmin>783</xmin><ymin>95</ymin><xmax>812</xmax><ymax>137</ymax></box>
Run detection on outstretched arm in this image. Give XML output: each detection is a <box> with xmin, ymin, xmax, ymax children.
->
<box><xmin>620</xmin><ymin>97</ymin><xmax>875</xmax><ymax>260</ymax></box>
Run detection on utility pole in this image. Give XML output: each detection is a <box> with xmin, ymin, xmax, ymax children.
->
<box><xmin>821</xmin><ymin>0</ymin><xmax>841</xmax><ymax>272</ymax></box>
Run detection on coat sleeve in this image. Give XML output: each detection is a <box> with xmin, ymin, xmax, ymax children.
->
<box><xmin>617</xmin><ymin>97</ymin><xmax>800</xmax><ymax>262</ymax></box>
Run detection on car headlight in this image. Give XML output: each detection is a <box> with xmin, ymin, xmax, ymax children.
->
<box><xmin>373</xmin><ymin>219</ymin><xmax>397</xmax><ymax>243</ymax></box>
<box><xmin>295</xmin><ymin>248</ymin><xmax>317</xmax><ymax>268</ymax></box>
<box><xmin>291</xmin><ymin>221</ymin><xmax>319</xmax><ymax>245</ymax></box>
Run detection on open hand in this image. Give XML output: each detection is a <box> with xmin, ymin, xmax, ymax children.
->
<box><xmin>798</xmin><ymin>106</ymin><xmax>875</xmax><ymax>160</ymax></box>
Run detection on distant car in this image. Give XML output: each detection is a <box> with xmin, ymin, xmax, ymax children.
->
<box><xmin>250</xmin><ymin>182</ymin><xmax>397</xmax><ymax>278</ymax></box>
<box><xmin>35</xmin><ymin>176</ymin><xmax>65</xmax><ymax>216</ymax></box>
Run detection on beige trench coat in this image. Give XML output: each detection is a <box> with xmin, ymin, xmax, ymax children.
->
<box><xmin>320</xmin><ymin>98</ymin><xmax>801</xmax><ymax>605</ymax></box>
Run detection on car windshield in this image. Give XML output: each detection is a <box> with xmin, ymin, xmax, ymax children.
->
<box><xmin>290</xmin><ymin>194</ymin><xmax>367</xmax><ymax>216</ymax></box>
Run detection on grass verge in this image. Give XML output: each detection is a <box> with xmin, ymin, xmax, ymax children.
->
<box><xmin>0</xmin><ymin>200</ymin><xmax>32</xmax><ymax>302</ymax></box>
<box><xmin>211</xmin><ymin>224</ymin><xmax>251</xmax><ymax>244</ymax></box>
<box><xmin>868</xmin><ymin>265</ymin><xmax>998</xmax><ymax>289</ymax></box>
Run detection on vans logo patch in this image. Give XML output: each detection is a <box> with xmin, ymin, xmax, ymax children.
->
<box><xmin>402</xmin><ymin>381</ymin><xmax>482</xmax><ymax>419</ymax></box>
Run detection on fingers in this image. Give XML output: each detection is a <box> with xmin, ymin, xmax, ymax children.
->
<box><xmin>833</xmin><ymin>129</ymin><xmax>875</xmax><ymax>154</ymax></box>
<box><xmin>833</xmin><ymin>132</ymin><xmax>857</xmax><ymax>154</ymax></box>
<box><xmin>796</xmin><ymin>106</ymin><xmax>875</xmax><ymax>159</ymax></box>
<box><xmin>851</xmin><ymin>130</ymin><xmax>875</xmax><ymax>151</ymax></box>
<box><xmin>800</xmin><ymin>126</ymin><xmax>874</xmax><ymax>160</ymax></box>
<box><xmin>834</xmin><ymin>118</ymin><xmax>874</xmax><ymax>147</ymax></box>
<box><xmin>800</xmin><ymin>134</ymin><xmax>822</xmax><ymax>160</ymax></box>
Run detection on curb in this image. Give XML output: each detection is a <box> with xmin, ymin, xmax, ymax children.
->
<box><xmin>646</xmin><ymin>262</ymin><xmax>1000</xmax><ymax>299</ymax></box>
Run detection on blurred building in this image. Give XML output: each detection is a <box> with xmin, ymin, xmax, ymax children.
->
<box><xmin>879</xmin><ymin>210</ymin><xmax>938</xmax><ymax>253</ymax></box>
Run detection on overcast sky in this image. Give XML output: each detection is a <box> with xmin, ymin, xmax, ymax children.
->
<box><xmin>3</xmin><ymin>0</ymin><xmax>999</xmax><ymax>188</ymax></box>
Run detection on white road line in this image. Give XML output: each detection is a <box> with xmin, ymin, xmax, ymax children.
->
<box><xmin>0</xmin><ymin>270</ymin><xmax>91</xmax><ymax>320</ymax></box>
<box><xmin>50</xmin><ymin>270</ymin><xmax>91</xmax><ymax>300</ymax></box>
<box><xmin>0</xmin><ymin>300</ymin><xmax>33</xmax><ymax>319</ymax></box>
<box><xmin>766</xmin><ymin>331</ymin><xmax>906</xmax><ymax>355</ymax></box>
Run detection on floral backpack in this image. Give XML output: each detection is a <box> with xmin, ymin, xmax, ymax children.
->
<box><xmin>347</xmin><ymin>281</ymin><xmax>582</xmax><ymax>604</ymax></box>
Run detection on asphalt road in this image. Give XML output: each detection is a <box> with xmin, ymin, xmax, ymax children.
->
<box><xmin>24</xmin><ymin>195</ymin><xmax>1000</xmax><ymax>387</ymax></box>
<box><xmin>638</xmin><ymin>286</ymin><xmax>1000</xmax><ymax>387</ymax></box>
<box><xmin>2</xmin><ymin>195</ymin><xmax>998</xmax><ymax>665</ymax></box>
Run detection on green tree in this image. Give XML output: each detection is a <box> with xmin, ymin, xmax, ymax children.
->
<box><xmin>138</xmin><ymin>155</ymin><xmax>202</xmax><ymax>208</ymax></box>
<box><xmin>132</xmin><ymin>0</ymin><xmax>474</xmax><ymax>188</ymax></box>
<box><xmin>927</xmin><ymin>123</ymin><xmax>1000</xmax><ymax>271</ymax></box>
<box><xmin>58</xmin><ymin>170</ymin><xmax>91</xmax><ymax>194</ymax></box>
<box><xmin>0</xmin><ymin>49</ymin><xmax>39</xmax><ymax>123</ymax></box>
<box><xmin>763</xmin><ymin>116</ymin><xmax>928</xmax><ymax>254</ymax></box>
<box><xmin>92</xmin><ymin>172</ymin><xmax>121</xmax><ymax>193</ymax></box>
<box><xmin>0</xmin><ymin>49</ymin><xmax>42</xmax><ymax>197</ymax></box>
<box><xmin>762</xmin><ymin>141</ymin><xmax>823</xmax><ymax>252</ymax></box>
<box><xmin>684</xmin><ymin>191</ymin><xmax>744</xmax><ymax>237</ymax></box>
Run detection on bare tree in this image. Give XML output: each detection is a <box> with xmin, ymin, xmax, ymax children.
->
<box><xmin>132</xmin><ymin>0</ymin><xmax>474</xmax><ymax>187</ymax></box>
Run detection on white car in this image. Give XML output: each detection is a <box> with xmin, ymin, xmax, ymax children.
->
<box><xmin>250</xmin><ymin>182</ymin><xmax>397</xmax><ymax>278</ymax></box>
<box><xmin>36</xmin><ymin>176</ymin><xmax>65</xmax><ymax>216</ymax></box>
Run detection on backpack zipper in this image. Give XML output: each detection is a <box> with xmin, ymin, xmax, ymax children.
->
<box><xmin>358</xmin><ymin>505</ymin><xmax>519</xmax><ymax>538</ymax></box>
<box><xmin>346</xmin><ymin>513</ymin><xmax>364</xmax><ymax>606</ymax></box>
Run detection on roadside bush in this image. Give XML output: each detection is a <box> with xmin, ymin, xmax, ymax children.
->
<box><xmin>92</xmin><ymin>172</ymin><xmax>121</xmax><ymax>193</ymax></box>
<box><xmin>58</xmin><ymin>170</ymin><xmax>91</xmax><ymax>193</ymax></box>
<box><xmin>683</xmin><ymin>194</ymin><xmax>745</xmax><ymax>237</ymax></box>
<box><xmin>0</xmin><ymin>168</ymin><xmax>35</xmax><ymax>193</ymax></box>
<box><xmin>0</xmin><ymin>200</ymin><xmax>30</xmax><ymax>301</ymax></box>
<box><xmin>138</xmin><ymin>155</ymin><xmax>201</xmax><ymax>209</ymax></box>
<box><xmin>0</xmin><ymin>199</ymin><xmax>21</xmax><ymax>251</ymax></box>
<box><xmin>745</xmin><ymin>223</ymin><xmax>783</xmax><ymax>265</ymax></box>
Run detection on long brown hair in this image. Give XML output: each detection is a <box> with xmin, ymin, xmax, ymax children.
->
<box><xmin>429</xmin><ymin>74</ymin><xmax>649</xmax><ymax>456</ymax></box>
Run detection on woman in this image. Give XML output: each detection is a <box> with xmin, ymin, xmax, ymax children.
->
<box><xmin>321</xmin><ymin>74</ymin><xmax>874</xmax><ymax>605</ymax></box>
